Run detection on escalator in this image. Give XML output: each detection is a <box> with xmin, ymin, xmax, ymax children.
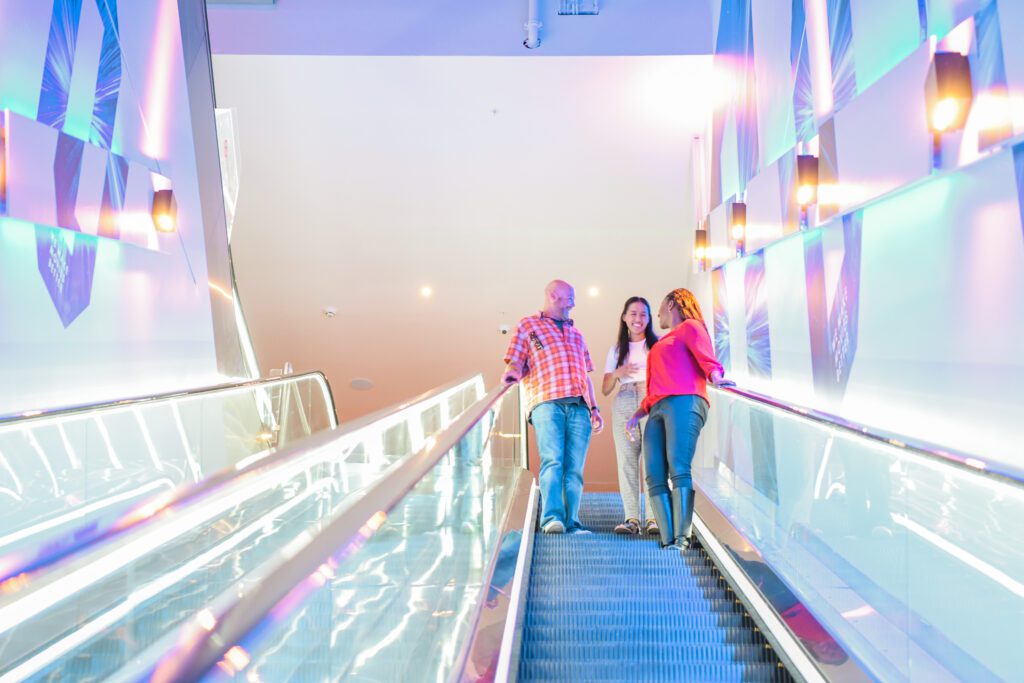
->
<box><xmin>1</xmin><ymin>376</ymin><xmax>1020</xmax><ymax>682</ymax></box>
<box><xmin>518</xmin><ymin>494</ymin><xmax>789</xmax><ymax>682</ymax></box>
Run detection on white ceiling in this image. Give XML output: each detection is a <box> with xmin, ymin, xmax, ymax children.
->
<box><xmin>213</xmin><ymin>55</ymin><xmax>712</xmax><ymax>431</ymax></box>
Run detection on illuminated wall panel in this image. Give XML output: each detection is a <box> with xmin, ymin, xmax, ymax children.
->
<box><xmin>996</xmin><ymin>0</ymin><xmax>1024</xmax><ymax>136</ymax></box>
<box><xmin>831</xmin><ymin>42</ymin><xmax>933</xmax><ymax>213</ymax></box>
<box><xmin>0</xmin><ymin>1</ymin><xmax>239</xmax><ymax>416</ymax></box>
<box><xmin>702</xmin><ymin>0</ymin><xmax>1024</xmax><ymax>470</ymax></box>
<box><xmin>849</xmin><ymin>0</ymin><xmax>925</xmax><ymax>92</ymax></box>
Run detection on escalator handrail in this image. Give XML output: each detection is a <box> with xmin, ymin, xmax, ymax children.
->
<box><xmin>152</xmin><ymin>381</ymin><xmax>516</xmax><ymax>683</ymax></box>
<box><xmin>0</xmin><ymin>374</ymin><xmax>484</xmax><ymax>584</ymax></box>
<box><xmin>714</xmin><ymin>385</ymin><xmax>1024</xmax><ymax>485</ymax></box>
<box><xmin>0</xmin><ymin>371</ymin><xmax>338</xmax><ymax>428</ymax></box>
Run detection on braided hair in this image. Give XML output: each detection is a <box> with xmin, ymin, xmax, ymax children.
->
<box><xmin>665</xmin><ymin>288</ymin><xmax>706</xmax><ymax>326</ymax></box>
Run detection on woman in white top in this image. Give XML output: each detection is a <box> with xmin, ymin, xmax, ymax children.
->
<box><xmin>603</xmin><ymin>296</ymin><xmax>660</xmax><ymax>535</ymax></box>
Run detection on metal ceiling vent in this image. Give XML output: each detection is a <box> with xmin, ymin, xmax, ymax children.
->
<box><xmin>558</xmin><ymin>0</ymin><xmax>599</xmax><ymax>15</ymax></box>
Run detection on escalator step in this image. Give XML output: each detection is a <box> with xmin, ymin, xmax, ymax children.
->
<box><xmin>518</xmin><ymin>493</ymin><xmax>793</xmax><ymax>683</ymax></box>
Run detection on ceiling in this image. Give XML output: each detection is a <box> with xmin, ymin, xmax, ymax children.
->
<box><xmin>206</xmin><ymin>0</ymin><xmax>713</xmax><ymax>57</ymax></box>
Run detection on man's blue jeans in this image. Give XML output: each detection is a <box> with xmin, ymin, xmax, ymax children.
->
<box><xmin>531</xmin><ymin>399</ymin><xmax>593</xmax><ymax>530</ymax></box>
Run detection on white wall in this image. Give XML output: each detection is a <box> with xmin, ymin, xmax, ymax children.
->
<box><xmin>213</xmin><ymin>55</ymin><xmax>713</xmax><ymax>489</ymax></box>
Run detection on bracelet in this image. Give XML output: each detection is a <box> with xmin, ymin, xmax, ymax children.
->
<box><xmin>590</xmin><ymin>406</ymin><xmax>600</xmax><ymax>413</ymax></box>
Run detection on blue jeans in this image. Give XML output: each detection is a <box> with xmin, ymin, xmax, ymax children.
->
<box><xmin>644</xmin><ymin>394</ymin><xmax>708</xmax><ymax>496</ymax></box>
<box><xmin>531</xmin><ymin>399</ymin><xmax>593</xmax><ymax>530</ymax></box>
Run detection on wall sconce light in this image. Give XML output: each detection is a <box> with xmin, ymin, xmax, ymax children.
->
<box><xmin>729</xmin><ymin>201</ymin><xmax>746</xmax><ymax>257</ymax></box>
<box><xmin>926</xmin><ymin>52</ymin><xmax>973</xmax><ymax>167</ymax></box>
<box><xmin>796</xmin><ymin>154</ymin><xmax>818</xmax><ymax>229</ymax></box>
<box><xmin>694</xmin><ymin>228</ymin><xmax>709</xmax><ymax>271</ymax></box>
<box><xmin>151</xmin><ymin>188</ymin><xmax>177</xmax><ymax>232</ymax></box>
<box><xmin>926</xmin><ymin>52</ymin><xmax>973</xmax><ymax>133</ymax></box>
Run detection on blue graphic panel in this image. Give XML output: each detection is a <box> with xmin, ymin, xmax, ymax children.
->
<box><xmin>971</xmin><ymin>2</ymin><xmax>1011</xmax><ymax>151</ymax></box>
<box><xmin>1014</xmin><ymin>140</ymin><xmax>1024</xmax><ymax>241</ymax></box>
<box><xmin>98</xmin><ymin>153</ymin><xmax>128</xmax><ymax>239</ymax></box>
<box><xmin>777</xmin><ymin>150</ymin><xmax>800</xmax><ymax>234</ymax></box>
<box><xmin>90</xmin><ymin>0</ymin><xmax>121</xmax><ymax>149</ymax></box>
<box><xmin>53</xmin><ymin>132</ymin><xmax>85</xmax><ymax>232</ymax></box>
<box><xmin>712</xmin><ymin>268</ymin><xmax>731</xmax><ymax>371</ymax></box>
<box><xmin>737</xmin><ymin>3</ymin><xmax>760</xmax><ymax>192</ymax></box>
<box><xmin>817</xmin><ymin>117</ymin><xmax>839</xmax><ymax>222</ymax></box>
<box><xmin>0</xmin><ymin>121</ymin><xmax>7</xmax><ymax>216</ymax></box>
<box><xmin>791</xmin><ymin>0</ymin><xmax>816</xmax><ymax>143</ymax></box>
<box><xmin>35</xmin><ymin>226</ymin><xmax>97</xmax><ymax>328</ymax></box>
<box><xmin>32</xmin><ymin>0</ymin><xmax>122</xmax><ymax>327</ymax></box>
<box><xmin>804</xmin><ymin>212</ymin><xmax>864</xmax><ymax>405</ymax></box>
<box><xmin>828</xmin><ymin>0</ymin><xmax>858</xmax><ymax>112</ymax></box>
<box><xmin>38</xmin><ymin>0</ymin><xmax>84</xmax><ymax>132</ymax></box>
<box><xmin>744</xmin><ymin>252</ymin><xmax>772</xmax><ymax>378</ymax></box>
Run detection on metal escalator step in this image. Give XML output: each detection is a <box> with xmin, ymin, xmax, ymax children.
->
<box><xmin>519</xmin><ymin>658</ymin><xmax>786</xmax><ymax>683</ymax></box>
<box><xmin>521</xmin><ymin>625</ymin><xmax>760</xmax><ymax>646</ymax></box>
<box><xmin>524</xmin><ymin>612</ymin><xmax>746</xmax><ymax>629</ymax></box>
<box><xmin>522</xmin><ymin>640</ymin><xmax>777</xmax><ymax>664</ymax></box>
<box><xmin>518</xmin><ymin>493</ymin><xmax>793</xmax><ymax>683</ymax></box>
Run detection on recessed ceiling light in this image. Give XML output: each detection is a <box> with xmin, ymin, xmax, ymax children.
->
<box><xmin>588</xmin><ymin>286</ymin><xmax>600</xmax><ymax>297</ymax></box>
<box><xmin>350</xmin><ymin>378</ymin><xmax>374</xmax><ymax>391</ymax></box>
<box><xmin>420</xmin><ymin>286</ymin><xmax>433</xmax><ymax>298</ymax></box>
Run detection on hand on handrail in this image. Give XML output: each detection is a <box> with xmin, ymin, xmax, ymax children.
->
<box><xmin>501</xmin><ymin>365</ymin><xmax>522</xmax><ymax>385</ymax></box>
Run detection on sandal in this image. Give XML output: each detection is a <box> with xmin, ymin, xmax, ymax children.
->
<box><xmin>613</xmin><ymin>518</ymin><xmax>641</xmax><ymax>535</ymax></box>
<box><xmin>645</xmin><ymin>519</ymin><xmax>660</xmax><ymax>535</ymax></box>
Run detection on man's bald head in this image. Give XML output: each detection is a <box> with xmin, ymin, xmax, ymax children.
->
<box><xmin>543</xmin><ymin>280</ymin><xmax>575</xmax><ymax>320</ymax></box>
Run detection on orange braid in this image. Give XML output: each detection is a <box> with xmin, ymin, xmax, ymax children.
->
<box><xmin>666</xmin><ymin>288</ymin><xmax>706</xmax><ymax>325</ymax></box>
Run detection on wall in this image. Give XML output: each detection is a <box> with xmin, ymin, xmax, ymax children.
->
<box><xmin>211</xmin><ymin>54</ymin><xmax>713</xmax><ymax>491</ymax></box>
<box><xmin>696</xmin><ymin>0</ymin><xmax>1024</xmax><ymax>470</ymax></box>
<box><xmin>0</xmin><ymin>0</ymin><xmax>245</xmax><ymax>416</ymax></box>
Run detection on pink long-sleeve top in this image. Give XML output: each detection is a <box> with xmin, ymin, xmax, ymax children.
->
<box><xmin>641</xmin><ymin>318</ymin><xmax>724</xmax><ymax>414</ymax></box>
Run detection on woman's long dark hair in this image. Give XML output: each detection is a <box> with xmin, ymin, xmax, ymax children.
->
<box><xmin>615</xmin><ymin>297</ymin><xmax>659</xmax><ymax>368</ymax></box>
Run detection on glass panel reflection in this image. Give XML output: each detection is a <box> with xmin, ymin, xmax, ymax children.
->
<box><xmin>0</xmin><ymin>377</ymin><xmax>485</xmax><ymax>682</ymax></box>
<box><xmin>695</xmin><ymin>387</ymin><xmax>1024</xmax><ymax>682</ymax></box>
<box><xmin>206</xmin><ymin>388</ymin><xmax>524</xmax><ymax>682</ymax></box>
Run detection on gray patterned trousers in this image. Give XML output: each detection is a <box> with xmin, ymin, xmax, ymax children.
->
<box><xmin>611</xmin><ymin>382</ymin><xmax>652</xmax><ymax>521</ymax></box>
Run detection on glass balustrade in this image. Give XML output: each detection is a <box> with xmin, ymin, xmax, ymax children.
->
<box><xmin>0</xmin><ymin>373</ymin><xmax>336</xmax><ymax>563</ymax></box>
<box><xmin>695</xmin><ymin>387</ymin><xmax>1024</xmax><ymax>682</ymax></box>
<box><xmin>184</xmin><ymin>385</ymin><xmax>524</xmax><ymax>682</ymax></box>
<box><xmin>0</xmin><ymin>376</ymin><xmax>486</xmax><ymax>682</ymax></box>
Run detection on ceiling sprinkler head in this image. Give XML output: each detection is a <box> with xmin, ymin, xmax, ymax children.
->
<box><xmin>323</xmin><ymin>307</ymin><xmax>337</xmax><ymax>319</ymax></box>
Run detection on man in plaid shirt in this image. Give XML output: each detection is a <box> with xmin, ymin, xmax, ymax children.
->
<box><xmin>503</xmin><ymin>280</ymin><xmax>604</xmax><ymax>534</ymax></box>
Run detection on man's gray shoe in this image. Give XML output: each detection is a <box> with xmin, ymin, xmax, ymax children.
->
<box><xmin>541</xmin><ymin>520</ymin><xmax>565</xmax><ymax>534</ymax></box>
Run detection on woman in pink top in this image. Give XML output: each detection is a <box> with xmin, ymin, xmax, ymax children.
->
<box><xmin>626</xmin><ymin>288</ymin><xmax>732</xmax><ymax>551</ymax></box>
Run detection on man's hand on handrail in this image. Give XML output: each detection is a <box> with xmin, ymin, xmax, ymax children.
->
<box><xmin>502</xmin><ymin>364</ymin><xmax>522</xmax><ymax>385</ymax></box>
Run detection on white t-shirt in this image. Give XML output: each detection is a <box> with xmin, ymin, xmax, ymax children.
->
<box><xmin>604</xmin><ymin>340</ymin><xmax>649</xmax><ymax>385</ymax></box>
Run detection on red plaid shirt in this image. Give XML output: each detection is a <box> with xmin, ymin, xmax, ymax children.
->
<box><xmin>504</xmin><ymin>312</ymin><xmax>594</xmax><ymax>416</ymax></box>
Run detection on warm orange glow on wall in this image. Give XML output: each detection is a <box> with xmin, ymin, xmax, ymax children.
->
<box><xmin>796</xmin><ymin>154</ymin><xmax>819</xmax><ymax>207</ymax></box>
<box><xmin>931</xmin><ymin>97</ymin><xmax>961</xmax><ymax>132</ymax></box>
<box><xmin>142</xmin><ymin>0</ymin><xmax>179</xmax><ymax>159</ymax></box>
<box><xmin>926</xmin><ymin>52</ymin><xmax>973</xmax><ymax>134</ymax></box>
<box><xmin>151</xmin><ymin>189</ymin><xmax>177</xmax><ymax>232</ymax></box>
<box><xmin>796</xmin><ymin>185</ymin><xmax>815</xmax><ymax>206</ymax></box>
<box><xmin>972</xmin><ymin>90</ymin><xmax>1012</xmax><ymax>131</ymax></box>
